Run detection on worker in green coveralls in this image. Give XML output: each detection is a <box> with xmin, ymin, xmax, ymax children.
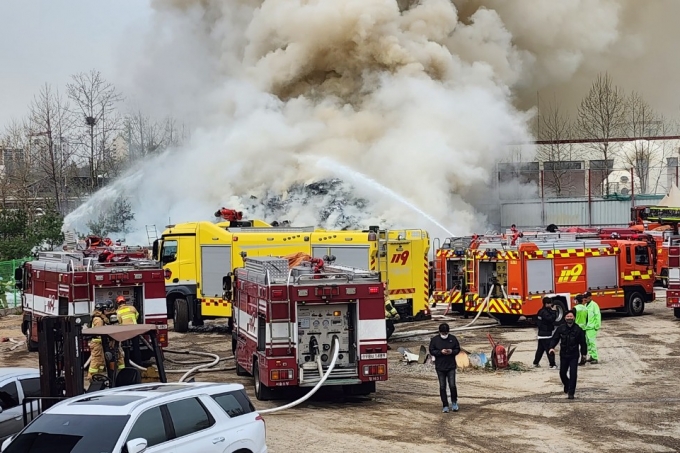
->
<box><xmin>582</xmin><ymin>291</ymin><xmax>601</xmax><ymax>364</ymax></box>
<box><xmin>573</xmin><ymin>294</ymin><xmax>588</xmax><ymax>330</ymax></box>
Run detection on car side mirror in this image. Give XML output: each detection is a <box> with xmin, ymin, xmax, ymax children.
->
<box><xmin>126</xmin><ymin>438</ymin><xmax>148</xmax><ymax>453</ymax></box>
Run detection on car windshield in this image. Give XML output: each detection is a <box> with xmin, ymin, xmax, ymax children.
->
<box><xmin>3</xmin><ymin>414</ymin><xmax>130</xmax><ymax>453</ymax></box>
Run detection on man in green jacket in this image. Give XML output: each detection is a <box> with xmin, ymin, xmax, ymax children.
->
<box><xmin>573</xmin><ymin>294</ymin><xmax>588</xmax><ymax>330</ymax></box>
<box><xmin>582</xmin><ymin>291</ymin><xmax>601</xmax><ymax>364</ymax></box>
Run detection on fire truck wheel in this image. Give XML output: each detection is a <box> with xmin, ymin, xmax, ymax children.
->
<box><xmin>173</xmin><ymin>299</ymin><xmax>190</xmax><ymax>333</ymax></box>
<box><xmin>661</xmin><ymin>269</ymin><xmax>669</xmax><ymax>288</ymax></box>
<box><xmin>551</xmin><ymin>299</ymin><xmax>567</xmax><ymax>325</ymax></box>
<box><xmin>25</xmin><ymin>332</ymin><xmax>38</xmax><ymax>352</ymax></box>
<box><xmin>253</xmin><ymin>362</ymin><xmax>274</xmax><ymax>401</ymax></box>
<box><xmin>495</xmin><ymin>315</ymin><xmax>520</xmax><ymax>326</ymax></box>
<box><xmin>625</xmin><ymin>291</ymin><xmax>645</xmax><ymax>317</ymax></box>
<box><xmin>236</xmin><ymin>361</ymin><xmax>249</xmax><ymax>377</ymax></box>
<box><xmin>674</xmin><ymin>308</ymin><xmax>680</xmax><ymax>319</ymax></box>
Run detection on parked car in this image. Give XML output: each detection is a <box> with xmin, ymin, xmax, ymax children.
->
<box><xmin>0</xmin><ymin>368</ymin><xmax>40</xmax><ymax>444</ymax></box>
<box><xmin>0</xmin><ymin>382</ymin><xmax>267</xmax><ymax>453</ymax></box>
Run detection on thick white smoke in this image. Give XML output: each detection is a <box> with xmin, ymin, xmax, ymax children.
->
<box><xmin>63</xmin><ymin>0</ymin><xmax>631</xmax><ymax>242</ymax></box>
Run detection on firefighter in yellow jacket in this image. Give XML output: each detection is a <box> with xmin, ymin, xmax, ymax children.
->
<box><xmin>384</xmin><ymin>282</ymin><xmax>400</xmax><ymax>346</ymax></box>
<box><xmin>88</xmin><ymin>300</ymin><xmax>124</xmax><ymax>380</ymax></box>
<box><xmin>116</xmin><ymin>295</ymin><xmax>139</xmax><ymax>325</ymax></box>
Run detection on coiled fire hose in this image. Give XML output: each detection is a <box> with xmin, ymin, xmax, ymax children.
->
<box><xmin>258</xmin><ymin>336</ymin><xmax>340</xmax><ymax>415</ymax></box>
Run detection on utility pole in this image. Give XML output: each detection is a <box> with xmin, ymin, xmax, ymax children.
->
<box><xmin>85</xmin><ymin>116</ymin><xmax>97</xmax><ymax>189</ymax></box>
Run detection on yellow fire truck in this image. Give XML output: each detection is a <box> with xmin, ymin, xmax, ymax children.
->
<box><xmin>154</xmin><ymin>210</ymin><xmax>430</xmax><ymax>331</ymax></box>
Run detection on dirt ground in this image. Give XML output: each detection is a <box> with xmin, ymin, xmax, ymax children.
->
<box><xmin>2</xmin><ymin>291</ymin><xmax>680</xmax><ymax>453</ymax></box>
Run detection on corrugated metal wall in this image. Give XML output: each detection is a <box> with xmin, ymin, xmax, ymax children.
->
<box><xmin>500</xmin><ymin>196</ymin><xmax>665</xmax><ymax>228</ymax></box>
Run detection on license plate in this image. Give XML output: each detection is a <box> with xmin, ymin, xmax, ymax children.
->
<box><xmin>156</xmin><ymin>324</ymin><xmax>168</xmax><ymax>330</ymax></box>
<box><xmin>361</xmin><ymin>353</ymin><xmax>387</xmax><ymax>360</ymax></box>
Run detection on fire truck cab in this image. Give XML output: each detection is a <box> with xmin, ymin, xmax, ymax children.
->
<box><xmin>232</xmin><ymin>256</ymin><xmax>388</xmax><ymax>401</ymax></box>
<box><xmin>15</xmin><ymin>250</ymin><xmax>169</xmax><ymax>353</ymax></box>
<box><xmin>464</xmin><ymin>232</ymin><xmax>655</xmax><ymax>324</ymax></box>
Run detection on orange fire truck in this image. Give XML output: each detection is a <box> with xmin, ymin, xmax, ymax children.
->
<box><xmin>15</xmin><ymin>250</ymin><xmax>169</xmax><ymax>353</ymax></box>
<box><xmin>665</xmin><ymin>237</ymin><xmax>680</xmax><ymax>318</ymax></box>
<box><xmin>463</xmin><ymin>232</ymin><xmax>655</xmax><ymax>324</ymax></box>
<box><xmin>232</xmin><ymin>255</ymin><xmax>388</xmax><ymax>401</ymax></box>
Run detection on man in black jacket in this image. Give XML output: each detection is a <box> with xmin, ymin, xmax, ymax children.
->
<box><xmin>429</xmin><ymin>323</ymin><xmax>461</xmax><ymax>413</ymax></box>
<box><xmin>533</xmin><ymin>297</ymin><xmax>557</xmax><ymax>369</ymax></box>
<box><xmin>549</xmin><ymin>310</ymin><xmax>588</xmax><ymax>399</ymax></box>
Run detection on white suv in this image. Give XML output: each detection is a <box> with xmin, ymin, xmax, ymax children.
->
<box><xmin>0</xmin><ymin>382</ymin><xmax>267</xmax><ymax>453</ymax></box>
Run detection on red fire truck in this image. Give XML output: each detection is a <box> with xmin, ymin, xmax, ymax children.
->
<box><xmin>665</xmin><ymin>237</ymin><xmax>680</xmax><ymax>318</ymax></box>
<box><xmin>463</xmin><ymin>232</ymin><xmax>655</xmax><ymax>324</ymax></box>
<box><xmin>232</xmin><ymin>255</ymin><xmax>388</xmax><ymax>401</ymax></box>
<box><xmin>15</xmin><ymin>250</ymin><xmax>169</xmax><ymax>353</ymax></box>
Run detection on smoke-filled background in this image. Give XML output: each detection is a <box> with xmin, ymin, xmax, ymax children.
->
<box><xmin>62</xmin><ymin>0</ymin><xmax>680</xmax><ymax>242</ymax></box>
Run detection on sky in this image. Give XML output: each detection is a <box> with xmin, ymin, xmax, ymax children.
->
<box><xmin>0</xmin><ymin>0</ymin><xmax>152</xmax><ymax>127</ymax></box>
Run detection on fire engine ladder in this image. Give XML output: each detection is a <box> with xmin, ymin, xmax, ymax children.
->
<box><xmin>70</xmin><ymin>260</ymin><xmax>91</xmax><ymax>303</ymax></box>
<box><xmin>145</xmin><ymin>225</ymin><xmax>158</xmax><ymax>247</ymax></box>
<box><xmin>267</xmin><ymin>270</ymin><xmax>293</xmax><ymax>353</ymax></box>
<box><xmin>464</xmin><ymin>253</ymin><xmax>475</xmax><ymax>299</ymax></box>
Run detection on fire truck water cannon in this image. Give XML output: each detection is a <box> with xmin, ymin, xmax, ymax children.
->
<box><xmin>214</xmin><ymin>207</ymin><xmax>244</xmax><ymax>222</ymax></box>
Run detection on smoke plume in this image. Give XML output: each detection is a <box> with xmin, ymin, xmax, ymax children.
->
<box><xmin>64</xmin><ymin>0</ymin><xmax>642</xmax><ymax>241</ymax></box>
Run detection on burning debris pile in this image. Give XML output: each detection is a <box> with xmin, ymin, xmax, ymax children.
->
<box><xmin>246</xmin><ymin>179</ymin><xmax>372</xmax><ymax>230</ymax></box>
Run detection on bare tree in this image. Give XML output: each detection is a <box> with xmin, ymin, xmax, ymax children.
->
<box><xmin>125</xmin><ymin>110</ymin><xmax>166</xmax><ymax>159</ymax></box>
<box><xmin>124</xmin><ymin>111</ymin><xmax>189</xmax><ymax>160</ymax></box>
<box><xmin>577</xmin><ymin>73</ymin><xmax>627</xmax><ymax>196</ymax></box>
<box><xmin>28</xmin><ymin>84</ymin><xmax>76</xmax><ymax>212</ymax></box>
<box><xmin>536</xmin><ymin>100</ymin><xmax>583</xmax><ymax>197</ymax></box>
<box><xmin>163</xmin><ymin>116</ymin><xmax>189</xmax><ymax>148</ymax></box>
<box><xmin>621</xmin><ymin>91</ymin><xmax>668</xmax><ymax>194</ymax></box>
<box><xmin>0</xmin><ymin>119</ymin><xmax>39</xmax><ymax>212</ymax></box>
<box><xmin>67</xmin><ymin>70</ymin><xmax>124</xmax><ymax>190</ymax></box>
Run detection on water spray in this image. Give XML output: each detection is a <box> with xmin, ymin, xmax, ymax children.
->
<box><xmin>315</xmin><ymin>157</ymin><xmax>455</xmax><ymax>237</ymax></box>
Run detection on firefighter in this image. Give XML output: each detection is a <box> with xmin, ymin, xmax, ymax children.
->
<box><xmin>582</xmin><ymin>291</ymin><xmax>601</xmax><ymax>364</ymax></box>
<box><xmin>384</xmin><ymin>282</ymin><xmax>400</xmax><ymax>346</ymax></box>
<box><xmin>573</xmin><ymin>294</ymin><xmax>588</xmax><ymax>331</ymax></box>
<box><xmin>87</xmin><ymin>300</ymin><xmax>124</xmax><ymax>380</ymax></box>
<box><xmin>116</xmin><ymin>295</ymin><xmax>139</xmax><ymax>325</ymax></box>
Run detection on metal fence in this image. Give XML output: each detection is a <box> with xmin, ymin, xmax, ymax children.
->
<box><xmin>497</xmin><ymin>165</ymin><xmax>679</xmax><ymax>200</ymax></box>
<box><xmin>0</xmin><ymin>258</ymin><xmax>29</xmax><ymax>309</ymax></box>
<box><xmin>496</xmin><ymin>163</ymin><xmax>680</xmax><ymax>229</ymax></box>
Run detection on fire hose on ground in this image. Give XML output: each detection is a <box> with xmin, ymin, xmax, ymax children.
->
<box><xmin>258</xmin><ymin>336</ymin><xmax>340</xmax><ymax>415</ymax></box>
<box><xmin>390</xmin><ymin>285</ymin><xmax>504</xmax><ymax>341</ymax></box>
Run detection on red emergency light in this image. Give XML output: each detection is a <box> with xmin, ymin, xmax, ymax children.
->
<box><xmin>368</xmin><ymin>286</ymin><xmax>380</xmax><ymax>294</ymax></box>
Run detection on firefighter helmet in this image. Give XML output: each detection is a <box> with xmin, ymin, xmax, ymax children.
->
<box><xmin>94</xmin><ymin>299</ymin><xmax>113</xmax><ymax>312</ymax></box>
<box><xmin>116</xmin><ymin>295</ymin><xmax>126</xmax><ymax>305</ymax></box>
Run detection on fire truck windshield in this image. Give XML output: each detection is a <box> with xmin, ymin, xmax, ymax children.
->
<box><xmin>635</xmin><ymin>245</ymin><xmax>650</xmax><ymax>266</ymax></box>
<box><xmin>160</xmin><ymin>240</ymin><xmax>178</xmax><ymax>265</ymax></box>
